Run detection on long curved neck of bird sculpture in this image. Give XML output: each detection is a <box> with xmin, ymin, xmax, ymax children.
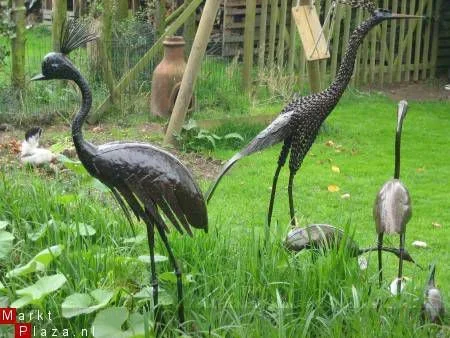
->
<box><xmin>71</xmin><ymin>69</ymin><xmax>96</xmax><ymax>156</ymax></box>
<box><xmin>324</xmin><ymin>16</ymin><xmax>381</xmax><ymax>107</ymax></box>
<box><xmin>394</xmin><ymin>121</ymin><xmax>402</xmax><ymax>179</ymax></box>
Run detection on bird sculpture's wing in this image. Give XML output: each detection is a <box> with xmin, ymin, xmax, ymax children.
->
<box><xmin>205</xmin><ymin>110</ymin><xmax>294</xmax><ymax>202</ymax></box>
<box><xmin>92</xmin><ymin>143</ymin><xmax>208</xmax><ymax>236</ymax></box>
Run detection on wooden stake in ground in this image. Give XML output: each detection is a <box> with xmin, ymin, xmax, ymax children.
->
<box><xmin>11</xmin><ymin>0</ymin><xmax>26</xmax><ymax>90</ymax></box>
<box><xmin>163</xmin><ymin>0</ymin><xmax>221</xmax><ymax>147</ymax></box>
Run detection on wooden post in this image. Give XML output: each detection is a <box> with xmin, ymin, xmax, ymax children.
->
<box><xmin>243</xmin><ymin>0</ymin><xmax>257</xmax><ymax>91</ymax></box>
<box><xmin>299</xmin><ymin>0</ymin><xmax>323</xmax><ymax>93</ymax></box>
<box><xmin>413</xmin><ymin>0</ymin><xmax>424</xmax><ymax>81</ymax></box>
<box><xmin>258</xmin><ymin>0</ymin><xmax>269</xmax><ymax>69</ymax></box>
<box><xmin>388</xmin><ymin>0</ymin><xmax>398</xmax><ymax>83</ymax></box>
<box><xmin>52</xmin><ymin>0</ymin><xmax>67</xmax><ymax>52</ymax></box>
<box><xmin>430</xmin><ymin>0</ymin><xmax>442</xmax><ymax>79</ymax></box>
<box><xmin>11</xmin><ymin>0</ymin><xmax>26</xmax><ymax>90</ymax></box>
<box><xmin>395</xmin><ymin>0</ymin><xmax>407</xmax><ymax>82</ymax></box>
<box><xmin>163</xmin><ymin>0</ymin><xmax>221</xmax><ymax>146</ymax></box>
<box><xmin>379</xmin><ymin>0</ymin><xmax>388</xmax><ymax>84</ymax></box>
<box><xmin>421</xmin><ymin>0</ymin><xmax>433</xmax><ymax>80</ymax></box>
<box><xmin>405</xmin><ymin>0</ymin><xmax>416</xmax><ymax>82</ymax></box>
<box><xmin>100</xmin><ymin>0</ymin><xmax>116</xmax><ymax>101</ymax></box>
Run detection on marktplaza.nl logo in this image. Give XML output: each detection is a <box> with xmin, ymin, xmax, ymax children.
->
<box><xmin>0</xmin><ymin>308</ymin><xmax>92</xmax><ymax>337</ymax></box>
<box><xmin>0</xmin><ymin>308</ymin><xmax>31</xmax><ymax>338</ymax></box>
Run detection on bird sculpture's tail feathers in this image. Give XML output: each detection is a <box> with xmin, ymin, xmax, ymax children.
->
<box><xmin>205</xmin><ymin>111</ymin><xmax>294</xmax><ymax>202</ymax></box>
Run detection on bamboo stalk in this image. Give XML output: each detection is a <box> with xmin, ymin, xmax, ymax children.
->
<box><xmin>164</xmin><ymin>0</ymin><xmax>221</xmax><ymax>146</ymax></box>
<box><xmin>243</xmin><ymin>0</ymin><xmax>257</xmax><ymax>90</ymax></box>
<box><xmin>429</xmin><ymin>0</ymin><xmax>442</xmax><ymax>79</ymax></box>
<box><xmin>52</xmin><ymin>0</ymin><xmax>66</xmax><ymax>51</ymax></box>
<box><xmin>379</xmin><ymin>0</ymin><xmax>388</xmax><ymax>84</ymax></box>
<box><xmin>341</xmin><ymin>5</ymin><xmax>351</xmax><ymax>84</ymax></box>
<box><xmin>413</xmin><ymin>0</ymin><xmax>424</xmax><ymax>81</ymax></box>
<box><xmin>421</xmin><ymin>0</ymin><xmax>433</xmax><ymax>80</ymax></box>
<box><xmin>404</xmin><ymin>0</ymin><xmax>415</xmax><ymax>81</ymax></box>
<box><xmin>395</xmin><ymin>0</ymin><xmax>407</xmax><ymax>81</ymax></box>
<box><xmin>361</xmin><ymin>12</ymin><xmax>370</xmax><ymax>84</ymax></box>
<box><xmin>277</xmin><ymin>0</ymin><xmax>287</xmax><ymax>68</ymax></box>
<box><xmin>258</xmin><ymin>0</ymin><xmax>269</xmax><ymax>69</ymax></box>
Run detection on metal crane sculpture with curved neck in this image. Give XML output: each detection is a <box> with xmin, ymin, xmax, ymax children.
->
<box><xmin>206</xmin><ymin>6</ymin><xmax>422</xmax><ymax>230</ymax></box>
<box><xmin>421</xmin><ymin>264</ymin><xmax>445</xmax><ymax>324</ymax></box>
<box><xmin>373</xmin><ymin>100</ymin><xmax>411</xmax><ymax>294</ymax></box>
<box><xmin>32</xmin><ymin>21</ymin><xmax>208</xmax><ymax>329</ymax></box>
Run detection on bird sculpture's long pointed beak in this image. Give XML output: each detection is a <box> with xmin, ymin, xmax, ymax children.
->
<box><xmin>31</xmin><ymin>74</ymin><xmax>46</xmax><ymax>81</ymax></box>
<box><xmin>390</xmin><ymin>13</ymin><xmax>425</xmax><ymax>19</ymax></box>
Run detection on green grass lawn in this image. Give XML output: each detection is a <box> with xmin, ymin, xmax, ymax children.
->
<box><xmin>0</xmin><ymin>93</ymin><xmax>449</xmax><ymax>337</ymax></box>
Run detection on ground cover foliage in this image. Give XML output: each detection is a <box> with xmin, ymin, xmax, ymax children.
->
<box><xmin>0</xmin><ymin>91</ymin><xmax>449</xmax><ymax>336</ymax></box>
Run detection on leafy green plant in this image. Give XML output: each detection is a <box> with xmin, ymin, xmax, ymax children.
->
<box><xmin>62</xmin><ymin>289</ymin><xmax>115</xmax><ymax>318</ymax></box>
<box><xmin>176</xmin><ymin>119</ymin><xmax>244</xmax><ymax>152</ymax></box>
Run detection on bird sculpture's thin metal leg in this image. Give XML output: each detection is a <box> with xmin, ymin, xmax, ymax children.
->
<box><xmin>145</xmin><ymin>221</ymin><xmax>161</xmax><ymax>324</ymax></box>
<box><xmin>155</xmin><ymin>224</ymin><xmax>185</xmax><ymax>327</ymax></box>
<box><xmin>288</xmin><ymin>171</ymin><xmax>296</xmax><ymax>226</ymax></box>
<box><xmin>377</xmin><ymin>233</ymin><xmax>384</xmax><ymax>286</ymax></box>
<box><xmin>397</xmin><ymin>233</ymin><xmax>405</xmax><ymax>295</ymax></box>
<box><xmin>267</xmin><ymin>140</ymin><xmax>291</xmax><ymax>228</ymax></box>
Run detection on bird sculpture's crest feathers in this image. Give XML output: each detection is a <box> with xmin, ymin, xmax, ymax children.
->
<box><xmin>59</xmin><ymin>19</ymin><xmax>97</xmax><ymax>55</ymax></box>
<box><xmin>25</xmin><ymin>126</ymin><xmax>42</xmax><ymax>145</ymax></box>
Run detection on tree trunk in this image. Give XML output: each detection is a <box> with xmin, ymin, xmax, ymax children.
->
<box><xmin>163</xmin><ymin>0</ymin><xmax>221</xmax><ymax>146</ymax></box>
<box><xmin>100</xmin><ymin>0</ymin><xmax>117</xmax><ymax>101</ymax></box>
<box><xmin>52</xmin><ymin>0</ymin><xmax>67</xmax><ymax>52</ymax></box>
<box><xmin>11</xmin><ymin>0</ymin><xmax>26</xmax><ymax>90</ymax></box>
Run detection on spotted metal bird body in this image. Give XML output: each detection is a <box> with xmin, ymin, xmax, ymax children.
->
<box><xmin>32</xmin><ymin>20</ymin><xmax>207</xmax><ymax>329</ymax></box>
<box><xmin>421</xmin><ymin>265</ymin><xmax>445</xmax><ymax>324</ymax></box>
<box><xmin>206</xmin><ymin>9</ymin><xmax>422</xmax><ymax>229</ymax></box>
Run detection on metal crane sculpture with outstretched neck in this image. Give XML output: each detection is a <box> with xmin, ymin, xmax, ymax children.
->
<box><xmin>32</xmin><ymin>20</ymin><xmax>207</xmax><ymax>330</ymax></box>
<box><xmin>373</xmin><ymin>100</ymin><xmax>411</xmax><ymax>295</ymax></box>
<box><xmin>206</xmin><ymin>3</ymin><xmax>422</xmax><ymax>230</ymax></box>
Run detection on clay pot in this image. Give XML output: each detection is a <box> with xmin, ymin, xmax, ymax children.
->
<box><xmin>150</xmin><ymin>36</ymin><xmax>189</xmax><ymax>118</ymax></box>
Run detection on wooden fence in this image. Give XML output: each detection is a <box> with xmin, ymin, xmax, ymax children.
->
<box><xmin>245</xmin><ymin>0</ymin><xmax>443</xmax><ymax>88</ymax></box>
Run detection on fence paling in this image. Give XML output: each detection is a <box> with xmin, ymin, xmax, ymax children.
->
<box><xmin>430</xmin><ymin>0</ymin><xmax>443</xmax><ymax>79</ymax></box>
<box><xmin>396</xmin><ymin>0</ymin><xmax>407</xmax><ymax>81</ymax></box>
<box><xmin>421</xmin><ymin>0</ymin><xmax>433</xmax><ymax>80</ymax></box>
<box><xmin>258</xmin><ymin>0</ymin><xmax>269</xmax><ymax>69</ymax></box>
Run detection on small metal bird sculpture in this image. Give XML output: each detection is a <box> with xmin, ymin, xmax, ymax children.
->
<box><xmin>374</xmin><ymin>100</ymin><xmax>411</xmax><ymax>294</ymax></box>
<box><xmin>284</xmin><ymin>224</ymin><xmax>420</xmax><ymax>268</ymax></box>
<box><xmin>32</xmin><ymin>20</ymin><xmax>208</xmax><ymax>329</ymax></box>
<box><xmin>20</xmin><ymin>127</ymin><xmax>56</xmax><ymax>165</ymax></box>
<box><xmin>206</xmin><ymin>7</ymin><xmax>422</xmax><ymax>231</ymax></box>
<box><xmin>421</xmin><ymin>264</ymin><xmax>445</xmax><ymax>325</ymax></box>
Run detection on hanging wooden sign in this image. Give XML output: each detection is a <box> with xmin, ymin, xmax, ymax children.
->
<box><xmin>292</xmin><ymin>2</ymin><xmax>330</xmax><ymax>61</ymax></box>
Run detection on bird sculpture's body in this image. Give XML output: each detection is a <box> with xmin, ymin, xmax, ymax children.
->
<box><xmin>373</xmin><ymin>100</ymin><xmax>411</xmax><ymax>295</ymax></box>
<box><xmin>284</xmin><ymin>224</ymin><xmax>419</xmax><ymax>268</ymax></box>
<box><xmin>20</xmin><ymin>127</ymin><xmax>56</xmax><ymax>165</ymax></box>
<box><xmin>32</xmin><ymin>21</ymin><xmax>207</xmax><ymax>329</ymax></box>
<box><xmin>206</xmin><ymin>6</ymin><xmax>422</xmax><ymax>230</ymax></box>
<box><xmin>421</xmin><ymin>264</ymin><xmax>445</xmax><ymax>324</ymax></box>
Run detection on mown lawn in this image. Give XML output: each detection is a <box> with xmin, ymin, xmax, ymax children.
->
<box><xmin>0</xmin><ymin>92</ymin><xmax>449</xmax><ymax>337</ymax></box>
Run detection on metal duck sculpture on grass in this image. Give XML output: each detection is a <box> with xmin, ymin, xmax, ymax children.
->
<box><xmin>32</xmin><ymin>20</ymin><xmax>208</xmax><ymax>330</ymax></box>
<box><xmin>206</xmin><ymin>2</ymin><xmax>423</xmax><ymax>230</ymax></box>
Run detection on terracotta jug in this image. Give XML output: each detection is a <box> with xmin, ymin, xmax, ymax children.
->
<box><xmin>150</xmin><ymin>36</ymin><xmax>187</xmax><ymax>118</ymax></box>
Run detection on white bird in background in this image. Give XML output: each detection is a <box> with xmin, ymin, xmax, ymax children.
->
<box><xmin>20</xmin><ymin>127</ymin><xmax>56</xmax><ymax>165</ymax></box>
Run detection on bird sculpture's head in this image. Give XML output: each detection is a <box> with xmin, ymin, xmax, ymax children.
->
<box><xmin>31</xmin><ymin>52</ymin><xmax>77</xmax><ymax>81</ymax></box>
<box><xmin>372</xmin><ymin>8</ymin><xmax>424</xmax><ymax>22</ymax></box>
<box><xmin>396</xmin><ymin>100</ymin><xmax>408</xmax><ymax>133</ymax></box>
<box><xmin>31</xmin><ymin>19</ymin><xmax>97</xmax><ymax>82</ymax></box>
